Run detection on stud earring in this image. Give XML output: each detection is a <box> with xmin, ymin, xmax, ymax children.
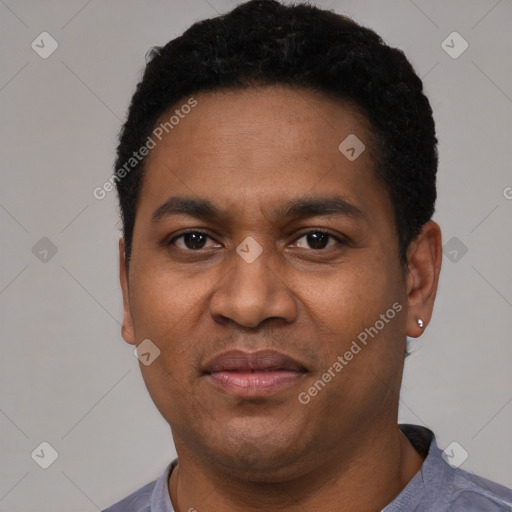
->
<box><xmin>416</xmin><ymin>318</ymin><xmax>424</xmax><ymax>328</ymax></box>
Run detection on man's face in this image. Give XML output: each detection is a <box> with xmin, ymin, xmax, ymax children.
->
<box><xmin>120</xmin><ymin>86</ymin><xmax>410</xmax><ymax>480</ymax></box>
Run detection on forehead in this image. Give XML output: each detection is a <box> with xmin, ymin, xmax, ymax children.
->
<box><xmin>137</xmin><ymin>86</ymin><xmax>389</xmax><ymax>224</ymax></box>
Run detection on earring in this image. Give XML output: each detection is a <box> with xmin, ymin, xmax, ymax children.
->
<box><xmin>416</xmin><ymin>318</ymin><xmax>424</xmax><ymax>328</ymax></box>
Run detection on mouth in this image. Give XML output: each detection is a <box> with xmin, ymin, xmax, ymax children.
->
<box><xmin>202</xmin><ymin>349</ymin><xmax>308</xmax><ymax>397</ymax></box>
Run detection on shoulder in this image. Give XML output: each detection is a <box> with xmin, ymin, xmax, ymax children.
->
<box><xmin>394</xmin><ymin>425</ymin><xmax>512</xmax><ymax>511</ymax></box>
<box><xmin>101</xmin><ymin>460</ymin><xmax>177</xmax><ymax>512</ymax></box>
<box><xmin>101</xmin><ymin>479</ymin><xmax>156</xmax><ymax>512</ymax></box>
<box><xmin>445</xmin><ymin>466</ymin><xmax>512</xmax><ymax>511</ymax></box>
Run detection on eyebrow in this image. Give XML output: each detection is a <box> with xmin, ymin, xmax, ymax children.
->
<box><xmin>151</xmin><ymin>195</ymin><xmax>365</xmax><ymax>224</ymax></box>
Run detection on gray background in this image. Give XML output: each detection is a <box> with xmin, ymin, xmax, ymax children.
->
<box><xmin>0</xmin><ymin>0</ymin><xmax>511</xmax><ymax>510</ymax></box>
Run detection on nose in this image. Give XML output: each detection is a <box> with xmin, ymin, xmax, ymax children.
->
<box><xmin>209</xmin><ymin>240</ymin><xmax>298</xmax><ymax>329</ymax></box>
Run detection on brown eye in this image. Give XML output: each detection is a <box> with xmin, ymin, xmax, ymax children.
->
<box><xmin>170</xmin><ymin>231</ymin><xmax>219</xmax><ymax>250</ymax></box>
<box><xmin>294</xmin><ymin>230</ymin><xmax>342</xmax><ymax>250</ymax></box>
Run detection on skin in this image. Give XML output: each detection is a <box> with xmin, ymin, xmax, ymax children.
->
<box><xmin>119</xmin><ymin>85</ymin><xmax>442</xmax><ymax>512</ymax></box>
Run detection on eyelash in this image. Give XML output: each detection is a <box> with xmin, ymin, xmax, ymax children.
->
<box><xmin>168</xmin><ymin>228</ymin><xmax>346</xmax><ymax>250</ymax></box>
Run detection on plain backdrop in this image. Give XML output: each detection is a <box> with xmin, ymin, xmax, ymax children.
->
<box><xmin>0</xmin><ymin>1</ymin><xmax>511</xmax><ymax>510</ymax></box>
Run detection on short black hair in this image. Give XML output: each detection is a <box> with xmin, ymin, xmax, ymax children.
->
<box><xmin>114</xmin><ymin>0</ymin><xmax>437</xmax><ymax>266</ymax></box>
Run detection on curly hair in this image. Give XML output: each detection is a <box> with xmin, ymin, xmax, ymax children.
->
<box><xmin>114</xmin><ymin>0</ymin><xmax>437</xmax><ymax>265</ymax></box>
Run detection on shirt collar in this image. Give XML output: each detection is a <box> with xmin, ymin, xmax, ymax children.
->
<box><xmin>382</xmin><ymin>424</ymin><xmax>449</xmax><ymax>511</ymax></box>
<box><xmin>150</xmin><ymin>458</ymin><xmax>178</xmax><ymax>511</ymax></box>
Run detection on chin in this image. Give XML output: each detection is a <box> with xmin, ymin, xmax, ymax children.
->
<box><xmin>199</xmin><ymin>417</ymin><xmax>311</xmax><ymax>476</ymax></box>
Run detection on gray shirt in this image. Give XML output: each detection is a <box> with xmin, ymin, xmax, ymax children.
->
<box><xmin>103</xmin><ymin>424</ymin><xmax>512</xmax><ymax>511</ymax></box>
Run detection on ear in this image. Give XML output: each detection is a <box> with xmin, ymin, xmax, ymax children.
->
<box><xmin>119</xmin><ymin>237</ymin><xmax>136</xmax><ymax>345</ymax></box>
<box><xmin>405</xmin><ymin>221</ymin><xmax>442</xmax><ymax>338</ymax></box>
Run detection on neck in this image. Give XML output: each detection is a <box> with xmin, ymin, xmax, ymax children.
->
<box><xmin>168</xmin><ymin>424</ymin><xmax>425</xmax><ymax>512</ymax></box>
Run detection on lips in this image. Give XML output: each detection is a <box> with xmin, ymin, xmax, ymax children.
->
<box><xmin>203</xmin><ymin>349</ymin><xmax>307</xmax><ymax>396</ymax></box>
<box><xmin>203</xmin><ymin>349</ymin><xmax>306</xmax><ymax>373</ymax></box>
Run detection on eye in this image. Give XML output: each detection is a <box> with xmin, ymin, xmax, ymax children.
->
<box><xmin>293</xmin><ymin>230</ymin><xmax>344</xmax><ymax>250</ymax></box>
<box><xmin>168</xmin><ymin>229</ymin><xmax>345</xmax><ymax>252</ymax></box>
<box><xmin>169</xmin><ymin>231</ymin><xmax>220</xmax><ymax>250</ymax></box>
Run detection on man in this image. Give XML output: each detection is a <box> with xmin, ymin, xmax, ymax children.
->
<box><xmin>103</xmin><ymin>1</ymin><xmax>512</xmax><ymax>510</ymax></box>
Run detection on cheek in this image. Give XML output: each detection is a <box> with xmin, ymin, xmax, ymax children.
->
<box><xmin>130</xmin><ymin>265</ymin><xmax>202</xmax><ymax>331</ymax></box>
<box><xmin>130</xmin><ymin>270</ymin><xmax>206</xmax><ymax>420</ymax></box>
<box><xmin>127</xmin><ymin>281</ymin><xmax>194</xmax><ymax>384</ymax></box>
<box><xmin>301</xmin><ymin>261</ymin><xmax>398</xmax><ymax>338</ymax></box>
